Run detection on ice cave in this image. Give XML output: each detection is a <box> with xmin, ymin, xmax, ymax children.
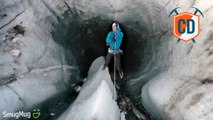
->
<box><xmin>0</xmin><ymin>0</ymin><xmax>213</xmax><ymax>120</ymax></box>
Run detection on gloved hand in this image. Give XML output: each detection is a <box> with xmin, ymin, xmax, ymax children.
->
<box><xmin>111</xmin><ymin>37</ymin><xmax>116</xmax><ymax>42</ymax></box>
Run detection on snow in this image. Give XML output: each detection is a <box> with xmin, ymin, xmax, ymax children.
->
<box><xmin>11</xmin><ymin>49</ymin><xmax>21</xmax><ymax>57</ymax></box>
<box><xmin>121</xmin><ymin>112</ymin><xmax>126</xmax><ymax>120</ymax></box>
<box><xmin>57</xmin><ymin>57</ymin><xmax>120</xmax><ymax>120</ymax></box>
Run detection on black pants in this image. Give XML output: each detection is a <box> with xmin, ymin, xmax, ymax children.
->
<box><xmin>104</xmin><ymin>53</ymin><xmax>123</xmax><ymax>73</ymax></box>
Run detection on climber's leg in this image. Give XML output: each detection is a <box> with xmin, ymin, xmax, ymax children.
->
<box><xmin>102</xmin><ymin>53</ymin><xmax>113</xmax><ymax>70</ymax></box>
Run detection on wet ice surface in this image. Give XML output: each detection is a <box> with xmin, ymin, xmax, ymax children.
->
<box><xmin>57</xmin><ymin>57</ymin><xmax>120</xmax><ymax>120</ymax></box>
<box><xmin>1</xmin><ymin>0</ymin><xmax>213</xmax><ymax>120</ymax></box>
<box><xmin>57</xmin><ymin>57</ymin><xmax>148</xmax><ymax>120</ymax></box>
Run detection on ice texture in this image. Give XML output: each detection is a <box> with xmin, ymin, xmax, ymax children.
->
<box><xmin>57</xmin><ymin>57</ymin><xmax>120</xmax><ymax>120</ymax></box>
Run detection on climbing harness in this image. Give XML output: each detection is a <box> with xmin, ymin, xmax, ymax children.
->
<box><xmin>108</xmin><ymin>48</ymin><xmax>120</xmax><ymax>54</ymax></box>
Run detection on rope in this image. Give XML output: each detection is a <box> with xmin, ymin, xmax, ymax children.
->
<box><xmin>113</xmin><ymin>0</ymin><xmax>118</xmax><ymax>101</ymax></box>
<box><xmin>114</xmin><ymin>0</ymin><xmax>118</xmax><ymax>21</ymax></box>
<box><xmin>113</xmin><ymin>36</ymin><xmax>117</xmax><ymax>100</ymax></box>
<box><xmin>113</xmin><ymin>2</ymin><xmax>118</xmax><ymax>119</ymax></box>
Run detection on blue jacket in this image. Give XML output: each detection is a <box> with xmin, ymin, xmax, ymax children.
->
<box><xmin>106</xmin><ymin>27</ymin><xmax>123</xmax><ymax>53</ymax></box>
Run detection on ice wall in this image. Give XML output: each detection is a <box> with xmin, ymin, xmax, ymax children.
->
<box><xmin>57</xmin><ymin>57</ymin><xmax>120</xmax><ymax>120</ymax></box>
<box><xmin>0</xmin><ymin>0</ymin><xmax>79</xmax><ymax>118</ymax></box>
<box><xmin>140</xmin><ymin>1</ymin><xmax>213</xmax><ymax>120</ymax></box>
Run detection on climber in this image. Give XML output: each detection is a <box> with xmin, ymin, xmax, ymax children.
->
<box><xmin>102</xmin><ymin>22</ymin><xmax>124</xmax><ymax>79</ymax></box>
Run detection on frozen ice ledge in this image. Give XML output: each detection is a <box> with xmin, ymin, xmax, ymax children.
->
<box><xmin>57</xmin><ymin>57</ymin><xmax>120</xmax><ymax>120</ymax></box>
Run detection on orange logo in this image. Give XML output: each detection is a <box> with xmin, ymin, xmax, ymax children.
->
<box><xmin>169</xmin><ymin>7</ymin><xmax>204</xmax><ymax>43</ymax></box>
